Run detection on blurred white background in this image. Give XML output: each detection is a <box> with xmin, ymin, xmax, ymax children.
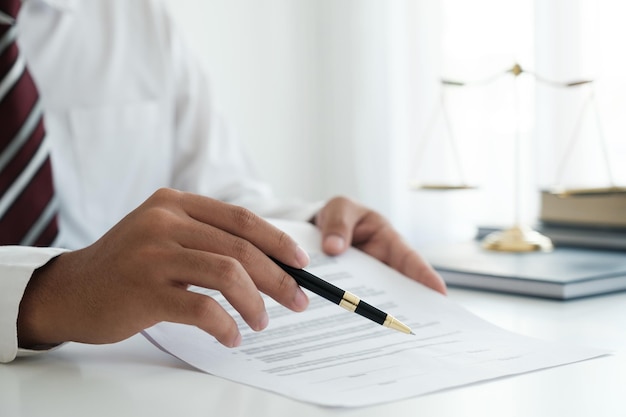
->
<box><xmin>163</xmin><ymin>0</ymin><xmax>626</xmax><ymax>248</ymax></box>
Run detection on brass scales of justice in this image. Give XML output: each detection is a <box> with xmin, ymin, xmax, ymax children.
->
<box><xmin>409</xmin><ymin>62</ymin><xmax>625</xmax><ymax>253</ymax></box>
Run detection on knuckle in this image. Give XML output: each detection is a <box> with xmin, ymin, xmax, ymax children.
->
<box><xmin>277</xmin><ymin>271</ymin><xmax>293</xmax><ymax>292</ymax></box>
<box><xmin>214</xmin><ymin>257</ymin><xmax>244</xmax><ymax>290</ymax></box>
<box><xmin>144</xmin><ymin>206</ymin><xmax>180</xmax><ymax>235</ymax></box>
<box><xmin>275</xmin><ymin>230</ymin><xmax>292</xmax><ymax>250</ymax></box>
<box><xmin>188</xmin><ymin>297</ymin><xmax>217</xmax><ymax>322</ymax></box>
<box><xmin>178</xmin><ymin>294</ymin><xmax>240</xmax><ymax>345</ymax></box>
<box><xmin>148</xmin><ymin>205</ymin><xmax>175</xmax><ymax>223</ymax></box>
<box><xmin>146</xmin><ymin>188</ymin><xmax>186</xmax><ymax>215</ymax></box>
<box><xmin>329</xmin><ymin>195</ymin><xmax>354</xmax><ymax>209</ymax></box>
<box><xmin>215</xmin><ymin>256</ymin><xmax>239</xmax><ymax>277</ymax></box>
<box><xmin>230</xmin><ymin>205</ymin><xmax>258</xmax><ymax>231</ymax></box>
<box><xmin>230</xmin><ymin>238</ymin><xmax>255</xmax><ymax>265</ymax></box>
<box><xmin>366</xmin><ymin>209</ymin><xmax>387</xmax><ymax>224</ymax></box>
<box><xmin>151</xmin><ymin>187</ymin><xmax>180</xmax><ymax>203</ymax></box>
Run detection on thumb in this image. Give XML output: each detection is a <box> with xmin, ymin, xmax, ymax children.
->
<box><xmin>314</xmin><ymin>197</ymin><xmax>364</xmax><ymax>255</ymax></box>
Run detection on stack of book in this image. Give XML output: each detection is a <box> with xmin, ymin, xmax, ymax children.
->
<box><xmin>539</xmin><ymin>188</ymin><xmax>626</xmax><ymax>229</ymax></box>
<box><xmin>422</xmin><ymin>189</ymin><xmax>626</xmax><ymax>300</ymax></box>
<box><xmin>421</xmin><ymin>242</ymin><xmax>626</xmax><ymax>300</ymax></box>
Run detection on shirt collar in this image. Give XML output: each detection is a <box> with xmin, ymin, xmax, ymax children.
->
<box><xmin>0</xmin><ymin>13</ymin><xmax>14</xmax><ymax>24</ymax></box>
<box><xmin>1</xmin><ymin>0</ymin><xmax>76</xmax><ymax>24</ymax></box>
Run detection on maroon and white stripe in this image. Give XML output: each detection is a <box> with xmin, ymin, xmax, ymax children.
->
<box><xmin>0</xmin><ymin>11</ymin><xmax>58</xmax><ymax>246</ymax></box>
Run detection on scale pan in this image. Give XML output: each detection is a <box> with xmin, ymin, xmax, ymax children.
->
<box><xmin>410</xmin><ymin>182</ymin><xmax>478</xmax><ymax>191</ymax></box>
<box><xmin>550</xmin><ymin>186</ymin><xmax>626</xmax><ymax>197</ymax></box>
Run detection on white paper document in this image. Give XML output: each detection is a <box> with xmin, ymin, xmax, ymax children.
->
<box><xmin>142</xmin><ymin>220</ymin><xmax>606</xmax><ymax>407</ymax></box>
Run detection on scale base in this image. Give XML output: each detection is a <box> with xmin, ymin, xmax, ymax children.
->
<box><xmin>481</xmin><ymin>225</ymin><xmax>553</xmax><ymax>252</ymax></box>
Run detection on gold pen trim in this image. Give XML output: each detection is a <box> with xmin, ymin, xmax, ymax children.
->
<box><xmin>383</xmin><ymin>315</ymin><xmax>413</xmax><ymax>334</ymax></box>
<box><xmin>339</xmin><ymin>291</ymin><xmax>360</xmax><ymax>312</ymax></box>
<box><xmin>339</xmin><ymin>299</ymin><xmax>357</xmax><ymax>312</ymax></box>
<box><xmin>339</xmin><ymin>291</ymin><xmax>413</xmax><ymax>335</ymax></box>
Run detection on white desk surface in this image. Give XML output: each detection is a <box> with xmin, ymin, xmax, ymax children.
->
<box><xmin>1</xmin><ymin>288</ymin><xmax>625</xmax><ymax>417</ymax></box>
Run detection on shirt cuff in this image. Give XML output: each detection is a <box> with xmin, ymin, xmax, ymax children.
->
<box><xmin>0</xmin><ymin>246</ymin><xmax>69</xmax><ymax>363</ymax></box>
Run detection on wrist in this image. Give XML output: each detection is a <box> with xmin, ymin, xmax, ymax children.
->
<box><xmin>17</xmin><ymin>254</ymin><xmax>68</xmax><ymax>348</ymax></box>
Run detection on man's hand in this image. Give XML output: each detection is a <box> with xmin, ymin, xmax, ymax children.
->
<box><xmin>17</xmin><ymin>188</ymin><xmax>310</xmax><ymax>350</ymax></box>
<box><xmin>313</xmin><ymin>196</ymin><xmax>447</xmax><ymax>294</ymax></box>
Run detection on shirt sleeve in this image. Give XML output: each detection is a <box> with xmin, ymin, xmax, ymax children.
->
<box><xmin>0</xmin><ymin>246</ymin><xmax>68</xmax><ymax>363</ymax></box>
<box><xmin>158</xmin><ymin>2</ymin><xmax>323</xmax><ymax>223</ymax></box>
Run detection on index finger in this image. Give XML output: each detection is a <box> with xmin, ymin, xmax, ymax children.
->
<box><xmin>176</xmin><ymin>191</ymin><xmax>310</xmax><ymax>268</ymax></box>
<box><xmin>400</xmin><ymin>250</ymin><xmax>447</xmax><ymax>295</ymax></box>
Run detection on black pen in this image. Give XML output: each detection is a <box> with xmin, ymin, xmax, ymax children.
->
<box><xmin>271</xmin><ymin>257</ymin><xmax>414</xmax><ymax>335</ymax></box>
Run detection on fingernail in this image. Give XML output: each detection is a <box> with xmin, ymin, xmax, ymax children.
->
<box><xmin>324</xmin><ymin>235</ymin><xmax>346</xmax><ymax>253</ymax></box>
<box><xmin>294</xmin><ymin>288</ymin><xmax>309</xmax><ymax>311</ymax></box>
<box><xmin>295</xmin><ymin>245</ymin><xmax>310</xmax><ymax>268</ymax></box>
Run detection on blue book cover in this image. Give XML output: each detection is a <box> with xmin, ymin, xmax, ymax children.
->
<box><xmin>421</xmin><ymin>242</ymin><xmax>626</xmax><ymax>299</ymax></box>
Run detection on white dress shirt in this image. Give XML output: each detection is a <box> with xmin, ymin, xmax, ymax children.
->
<box><xmin>0</xmin><ymin>0</ymin><xmax>320</xmax><ymax>363</ymax></box>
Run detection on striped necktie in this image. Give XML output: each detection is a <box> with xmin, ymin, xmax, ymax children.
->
<box><xmin>0</xmin><ymin>0</ymin><xmax>59</xmax><ymax>246</ymax></box>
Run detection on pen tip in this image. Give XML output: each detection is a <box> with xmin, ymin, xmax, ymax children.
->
<box><xmin>410</xmin><ymin>331</ymin><xmax>416</xmax><ymax>336</ymax></box>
